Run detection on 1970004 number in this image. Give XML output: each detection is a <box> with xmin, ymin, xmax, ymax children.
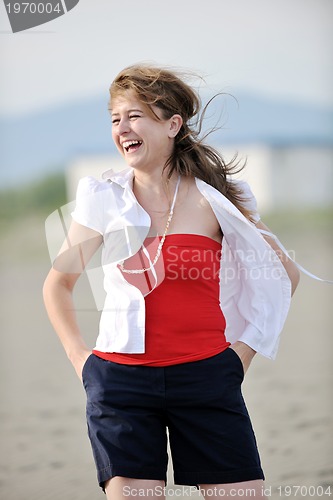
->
<box><xmin>6</xmin><ymin>3</ymin><xmax>62</xmax><ymax>14</ymax></box>
<box><xmin>277</xmin><ymin>485</ymin><xmax>332</xmax><ymax>497</ymax></box>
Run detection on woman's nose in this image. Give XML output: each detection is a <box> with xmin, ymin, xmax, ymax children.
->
<box><xmin>118</xmin><ymin>118</ymin><xmax>130</xmax><ymax>135</ymax></box>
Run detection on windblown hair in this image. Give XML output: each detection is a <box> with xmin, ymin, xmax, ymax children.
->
<box><xmin>109</xmin><ymin>64</ymin><xmax>255</xmax><ymax>221</ymax></box>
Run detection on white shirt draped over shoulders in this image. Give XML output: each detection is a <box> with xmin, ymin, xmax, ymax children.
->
<box><xmin>71</xmin><ymin>167</ymin><xmax>291</xmax><ymax>360</ymax></box>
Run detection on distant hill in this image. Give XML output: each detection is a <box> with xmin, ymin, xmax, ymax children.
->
<box><xmin>1</xmin><ymin>92</ymin><xmax>332</xmax><ymax>187</ymax></box>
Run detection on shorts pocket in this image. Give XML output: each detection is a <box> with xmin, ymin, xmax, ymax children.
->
<box><xmin>227</xmin><ymin>347</ymin><xmax>245</xmax><ymax>382</ymax></box>
<box><xmin>82</xmin><ymin>353</ymin><xmax>94</xmax><ymax>384</ymax></box>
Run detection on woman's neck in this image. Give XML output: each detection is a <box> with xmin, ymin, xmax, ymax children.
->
<box><xmin>133</xmin><ymin>168</ymin><xmax>179</xmax><ymax>198</ymax></box>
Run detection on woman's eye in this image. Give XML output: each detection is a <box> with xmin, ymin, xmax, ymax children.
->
<box><xmin>111</xmin><ymin>114</ymin><xmax>141</xmax><ymax>124</ymax></box>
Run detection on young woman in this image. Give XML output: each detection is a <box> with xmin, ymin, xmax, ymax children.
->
<box><xmin>43</xmin><ymin>64</ymin><xmax>300</xmax><ymax>499</ymax></box>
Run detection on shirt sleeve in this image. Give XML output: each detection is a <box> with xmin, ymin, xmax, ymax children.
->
<box><xmin>71</xmin><ymin>176</ymin><xmax>106</xmax><ymax>234</ymax></box>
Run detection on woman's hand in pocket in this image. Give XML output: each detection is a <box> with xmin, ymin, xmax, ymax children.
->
<box><xmin>70</xmin><ymin>349</ymin><xmax>93</xmax><ymax>382</ymax></box>
<box><xmin>229</xmin><ymin>341</ymin><xmax>256</xmax><ymax>375</ymax></box>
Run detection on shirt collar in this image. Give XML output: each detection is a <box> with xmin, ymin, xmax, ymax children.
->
<box><xmin>101</xmin><ymin>166</ymin><xmax>134</xmax><ymax>188</ymax></box>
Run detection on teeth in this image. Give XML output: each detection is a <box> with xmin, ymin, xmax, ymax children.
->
<box><xmin>123</xmin><ymin>140</ymin><xmax>142</xmax><ymax>151</ymax></box>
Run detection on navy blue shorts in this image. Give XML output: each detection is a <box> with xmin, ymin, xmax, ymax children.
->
<box><xmin>82</xmin><ymin>348</ymin><xmax>264</xmax><ymax>490</ymax></box>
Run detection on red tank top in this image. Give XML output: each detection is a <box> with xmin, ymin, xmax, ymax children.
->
<box><xmin>93</xmin><ymin>234</ymin><xmax>230</xmax><ymax>366</ymax></box>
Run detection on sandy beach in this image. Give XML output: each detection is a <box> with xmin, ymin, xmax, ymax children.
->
<box><xmin>0</xmin><ymin>213</ymin><xmax>332</xmax><ymax>500</ymax></box>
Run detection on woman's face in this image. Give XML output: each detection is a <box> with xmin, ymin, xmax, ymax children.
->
<box><xmin>110</xmin><ymin>91</ymin><xmax>180</xmax><ymax>174</ymax></box>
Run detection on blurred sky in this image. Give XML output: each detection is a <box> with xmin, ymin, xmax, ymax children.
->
<box><xmin>0</xmin><ymin>0</ymin><xmax>332</xmax><ymax>117</ymax></box>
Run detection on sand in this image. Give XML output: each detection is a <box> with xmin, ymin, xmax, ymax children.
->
<box><xmin>0</xmin><ymin>214</ymin><xmax>332</xmax><ymax>500</ymax></box>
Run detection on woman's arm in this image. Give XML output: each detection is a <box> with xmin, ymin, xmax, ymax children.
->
<box><xmin>43</xmin><ymin>221</ymin><xmax>103</xmax><ymax>381</ymax></box>
<box><xmin>255</xmin><ymin>219</ymin><xmax>300</xmax><ymax>296</ymax></box>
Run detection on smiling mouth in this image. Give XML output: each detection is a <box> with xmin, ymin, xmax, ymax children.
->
<box><xmin>122</xmin><ymin>140</ymin><xmax>143</xmax><ymax>153</ymax></box>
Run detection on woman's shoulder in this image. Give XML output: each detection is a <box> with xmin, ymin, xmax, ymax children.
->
<box><xmin>231</xmin><ymin>179</ymin><xmax>260</xmax><ymax>223</ymax></box>
<box><xmin>74</xmin><ymin>168</ymin><xmax>133</xmax><ymax>217</ymax></box>
<box><xmin>76</xmin><ymin>175</ymin><xmax>112</xmax><ymax>196</ymax></box>
<box><xmin>228</xmin><ymin>177</ymin><xmax>252</xmax><ymax>193</ymax></box>
<box><xmin>194</xmin><ymin>176</ymin><xmax>260</xmax><ymax>223</ymax></box>
<box><xmin>74</xmin><ymin>173</ymin><xmax>126</xmax><ymax>207</ymax></box>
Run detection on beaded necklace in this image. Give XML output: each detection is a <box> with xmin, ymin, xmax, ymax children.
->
<box><xmin>119</xmin><ymin>176</ymin><xmax>181</xmax><ymax>274</ymax></box>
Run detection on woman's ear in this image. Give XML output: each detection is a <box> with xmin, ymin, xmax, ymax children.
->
<box><xmin>168</xmin><ymin>114</ymin><xmax>183</xmax><ymax>138</ymax></box>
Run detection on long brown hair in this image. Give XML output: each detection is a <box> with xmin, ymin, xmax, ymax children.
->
<box><xmin>109</xmin><ymin>64</ymin><xmax>255</xmax><ymax>221</ymax></box>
